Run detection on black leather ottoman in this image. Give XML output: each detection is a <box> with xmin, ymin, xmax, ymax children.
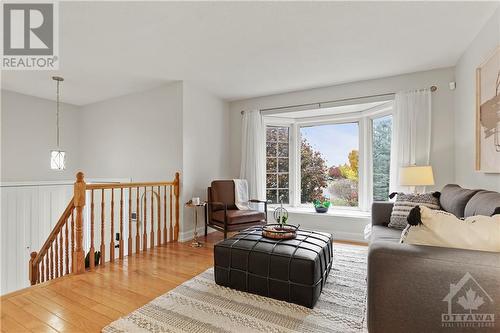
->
<box><xmin>214</xmin><ymin>226</ymin><xmax>333</xmax><ymax>308</ymax></box>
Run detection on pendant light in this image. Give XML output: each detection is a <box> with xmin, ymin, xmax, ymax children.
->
<box><xmin>50</xmin><ymin>76</ymin><xmax>66</xmax><ymax>170</ymax></box>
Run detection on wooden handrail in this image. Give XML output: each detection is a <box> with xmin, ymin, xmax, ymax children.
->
<box><xmin>86</xmin><ymin>181</ymin><xmax>175</xmax><ymax>190</ymax></box>
<box><xmin>29</xmin><ymin>198</ymin><xmax>75</xmax><ymax>284</ymax></box>
<box><xmin>30</xmin><ymin>171</ymin><xmax>181</xmax><ymax>286</ymax></box>
<box><xmin>31</xmin><ymin>198</ymin><xmax>74</xmax><ymax>266</ymax></box>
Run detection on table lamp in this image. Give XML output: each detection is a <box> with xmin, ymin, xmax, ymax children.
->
<box><xmin>399</xmin><ymin>165</ymin><xmax>434</xmax><ymax>193</ymax></box>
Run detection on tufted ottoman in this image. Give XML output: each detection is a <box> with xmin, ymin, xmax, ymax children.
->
<box><xmin>214</xmin><ymin>226</ymin><xmax>333</xmax><ymax>308</ymax></box>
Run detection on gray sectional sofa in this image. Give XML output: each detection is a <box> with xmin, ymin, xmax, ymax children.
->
<box><xmin>367</xmin><ymin>184</ymin><xmax>500</xmax><ymax>333</ymax></box>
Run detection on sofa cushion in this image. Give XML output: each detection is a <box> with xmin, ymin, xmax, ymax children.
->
<box><xmin>388</xmin><ymin>192</ymin><xmax>440</xmax><ymax>230</ymax></box>
<box><xmin>371</xmin><ymin>202</ymin><xmax>394</xmax><ymax>226</ymax></box>
<box><xmin>439</xmin><ymin>184</ymin><xmax>479</xmax><ymax>218</ymax></box>
<box><xmin>371</xmin><ymin>225</ymin><xmax>402</xmax><ymax>243</ymax></box>
<box><xmin>212</xmin><ymin>210</ymin><xmax>266</xmax><ymax>225</ymax></box>
<box><xmin>464</xmin><ymin>190</ymin><xmax>500</xmax><ymax>217</ymax></box>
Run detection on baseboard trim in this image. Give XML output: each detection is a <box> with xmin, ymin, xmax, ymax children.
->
<box><xmin>331</xmin><ymin>231</ymin><xmax>367</xmax><ymax>243</ymax></box>
<box><xmin>179</xmin><ymin>226</ymin><xmax>217</xmax><ymax>242</ymax></box>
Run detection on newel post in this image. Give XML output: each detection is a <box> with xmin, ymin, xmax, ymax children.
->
<box><xmin>73</xmin><ymin>172</ymin><xmax>86</xmax><ymax>274</ymax></box>
<box><xmin>29</xmin><ymin>251</ymin><xmax>38</xmax><ymax>285</ymax></box>
<box><xmin>174</xmin><ymin>172</ymin><xmax>180</xmax><ymax>242</ymax></box>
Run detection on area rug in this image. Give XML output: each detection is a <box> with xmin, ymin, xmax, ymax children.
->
<box><xmin>102</xmin><ymin>243</ymin><xmax>367</xmax><ymax>333</ymax></box>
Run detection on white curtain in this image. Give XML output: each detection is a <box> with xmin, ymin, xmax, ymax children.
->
<box><xmin>390</xmin><ymin>89</ymin><xmax>432</xmax><ymax>192</ymax></box>
<box><xmin>240</xmin><ymin>110</ymin><xmax>266</xmax><ymax>200</ymax></box>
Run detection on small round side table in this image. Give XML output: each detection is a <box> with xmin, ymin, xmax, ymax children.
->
<box><xmin>185</xmin><ymin>202</ymin><xmax>206</xmax><ymax>248</ymax></box>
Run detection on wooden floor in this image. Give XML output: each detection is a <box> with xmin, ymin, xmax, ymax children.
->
<box><xmin>0</xmin><ymin>233</ymin><xmax>366</xmax><ymax>333</ymax></box>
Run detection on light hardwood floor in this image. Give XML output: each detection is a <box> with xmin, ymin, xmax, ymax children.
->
<box><xmin>0</xmin><ymin>233</ymin><xmax>366</xmax><ymax>333</ymax></box>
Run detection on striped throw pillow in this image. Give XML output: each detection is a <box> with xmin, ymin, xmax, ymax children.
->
<box><xmin>388</xmin><ymin>192</ymin><xmax>441</xmax><ymax>230</ymax></box>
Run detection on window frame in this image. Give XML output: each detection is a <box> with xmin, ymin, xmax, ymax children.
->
<box><xmin>299</xmin><ymin>120</ymin><xmax>361</xmax><ymax>209</ymax></box>
<box><xmin>265</xmin><ymin>124</ymin><xmax>292</xmax><ymax>204</ymax></box>
<box><xmin>263</xmin><ymin>100</ymin><xmax>394</xmax><ymax>212</ymax></box>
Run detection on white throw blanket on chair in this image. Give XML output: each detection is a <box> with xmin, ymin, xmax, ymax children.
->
<box><xmin>233</xmin><ymin>179</ymin><xmax>251</xmax><ymax>210</ymax></box>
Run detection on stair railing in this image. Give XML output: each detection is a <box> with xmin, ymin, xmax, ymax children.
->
<box><xmin>29</xmin><ymin>171</ymin><xmax>180</xmax><ymax>285</ymax></box>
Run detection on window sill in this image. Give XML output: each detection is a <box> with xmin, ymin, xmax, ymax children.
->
<box><xmin>270</xmin><ymin>205</ymin><xmax>370</xmax><ymax>219</ymax></box>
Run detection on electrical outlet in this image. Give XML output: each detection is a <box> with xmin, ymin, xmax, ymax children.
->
<box><xmin>131</xmin><ymin>212</ymin><xmax>137</xmax><ymax>220</ymax></box>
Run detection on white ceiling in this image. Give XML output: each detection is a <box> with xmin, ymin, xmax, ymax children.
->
<box><xmin>1</xmin><ymin>1</ymin><xmax>498</xmax><ymax>106</ymax></box>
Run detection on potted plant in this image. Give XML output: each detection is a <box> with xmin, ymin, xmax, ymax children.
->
<box><xmin>274</xmin><ymin>195</ymin><xmax>289</xmax><ymax>228</ymax></box>
<box><xmin>276</xmin><ymin>213</ymin><xmax>288</xmax><ymax>226</ymax></box>
<box><xmin>313</xmin><ymin>198</ymin><xmax>331</xmax><ymax>213</ymax></box>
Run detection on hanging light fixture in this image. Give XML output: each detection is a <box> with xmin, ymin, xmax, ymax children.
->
<box><xmin>50</xmin><ymin>76</ymin><xmax>66</xmax><ymax>170</ymax></box>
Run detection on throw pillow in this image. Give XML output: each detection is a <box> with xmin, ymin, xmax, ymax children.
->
<box><xmin>401</xmin><ymin>206</ymin><xmax>500</xmax><ymax>252</ymax></box>
<box><xmin>388</xmin><ymin>192</ymin><xmax>440</xmax><ymax>230</ymax></box>
<box><xmin>440</xmin><ymin>184</ymin><xmax>478</xmax><ymax>218</ymax></box>
<box><xmin>464</xmin><ymin>190</ymin><xmax>500</xmax><ymax>217</ymax></box>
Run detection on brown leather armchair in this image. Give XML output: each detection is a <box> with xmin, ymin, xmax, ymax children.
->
<box><xmin>205</xmin><ymin>180</ymin><xmax>268</xmax><ymax>239</ymax></box>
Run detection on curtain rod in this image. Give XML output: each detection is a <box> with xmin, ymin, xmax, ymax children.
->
<box><xmin>240</xmin><ymin>85</ymin><xmax>437</xmax><ymax>115</ymax></box>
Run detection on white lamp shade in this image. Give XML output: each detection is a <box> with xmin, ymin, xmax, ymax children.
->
<box><xmin>399</xmin><ymin>166</ymin><xmax>434</xmax><ymax>186</ymax></box>
<box><xmin>51</xmin><ymin>150</ymin><xmax>66</xmax><ymax>170</ymax></box>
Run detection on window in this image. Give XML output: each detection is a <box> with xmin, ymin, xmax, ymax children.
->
<box><xmin>300</xmin><ymin>123</ymin><xmax>359</xmax><ymax>207</ymax></box>
<box><xmin>264</xmin><ymin>99</ymin><xmax>393</xmax><ymax>211</ymax></box>
<box><xmin>266</xmin><ymin>126</ymin><xmax>290</xmax><ymax>204</ymax></box>
<box><xmin>372</xmin><ymin>115</ymin><xmax>392</xmax><ymax>201</ymax></box>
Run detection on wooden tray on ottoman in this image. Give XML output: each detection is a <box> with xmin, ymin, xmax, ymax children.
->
<box><xmin>214</xmin><ymin>226</ymin><xmax>333</xmax><ymax>308</ymax></box>
<box><xmin>262</xmin><ymin>224</ymin><xmax>299</xmax><ymax>240</ymax></box>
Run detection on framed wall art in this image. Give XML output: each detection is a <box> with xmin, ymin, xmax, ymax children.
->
<box><xmin>476</xmin><ymin>46</ymin><xmax>500</xmax><ymax>173</ymax></box>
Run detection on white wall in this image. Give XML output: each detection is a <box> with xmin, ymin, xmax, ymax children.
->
<box><xmin>454</xmin><ymin>8</ymin><xmax>500</xmax><ymax>191</ymax></box>
<box><xmin>79</xmin><ymin>81</ymin><xmax>232</xmax><ymax>240</ymax></box>
<box><xmin>181</xmin><ymin>82</ymin><xmax>231</xmax><ymax>239</ymax></box>
<box><xmin>79</xmin><ymin>82</ymin><xmax>184</xmax><ymax>182</ymax></box>
<box><xmin>78</xmin><ymin>81</ymin><xmax>232</xmax><ymax>241</ymax></box>
<box><xmin>228</xmin><ymin>68</ymin><xmax>456</xmax><ymax>240</ymax></box>
<box><xmin>1</xmin><ymin>90</ymin><xmax>81</xmax><ymax>182</ymax></box>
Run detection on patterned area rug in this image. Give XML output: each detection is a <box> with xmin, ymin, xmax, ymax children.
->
<box><xmin>102</xmin><ymin>243</ymin><xmax>367</xmax><ymax>333</ymax></box>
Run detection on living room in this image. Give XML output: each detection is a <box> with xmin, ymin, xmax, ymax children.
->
<box><xmin>1</xmin><ymin>1</ymin><xmax>499</xmax><ymax>333</ymax></box>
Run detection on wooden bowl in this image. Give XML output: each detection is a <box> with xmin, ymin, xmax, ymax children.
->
<box><xmin>262</xmin><ymin>224</ymin><xmax>298</xmax><ymax>240</ymax></box>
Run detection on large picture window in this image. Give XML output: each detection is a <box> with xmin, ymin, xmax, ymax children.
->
<box><xmin>300</xmin><ymin>123</ymin><xmax>359</xmax><ymax>207</ymax></box>
<box><xmin>266</xmin><ymin>126</ymin><xmax>290</xmax><ymax>204</ymax></box>
<box><xmin>264</xmin><ymin>100</ymin><xmax>393</xmax><ymax>211</ymax></box>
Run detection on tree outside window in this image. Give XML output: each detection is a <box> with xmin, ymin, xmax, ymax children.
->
<box><xmin>372</xmin><ymin>115</ymin><xmax>392</xmax><ymax>201</ymax></box>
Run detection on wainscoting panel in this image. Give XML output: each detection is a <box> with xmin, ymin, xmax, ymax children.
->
<box><xmin>0</xmin><ymin>182</ymin><xmax>74</xmax><ymax>295</ymax></box>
